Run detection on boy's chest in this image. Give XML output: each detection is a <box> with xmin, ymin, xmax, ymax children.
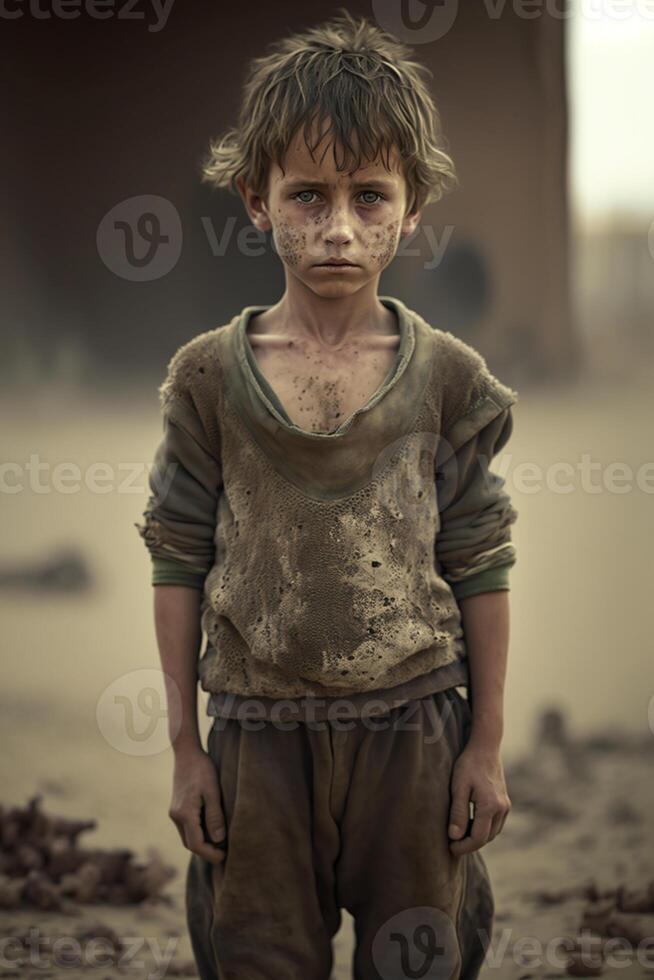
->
<box><xmin>248</xmin><ymin>342</ymin><xmax>400</xmax><ymax>434</ymax></box>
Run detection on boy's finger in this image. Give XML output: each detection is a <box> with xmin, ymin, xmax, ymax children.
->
<box><xmin>448</xmin><ymin>789</ymin><xmax>471</xmax><ymax>838</ymax></box>
<box><xmin>184</xmin><ymin>811</ymin><xmax>205</xmax><ymax>853</ymax></box>
<box><xmin>202</xmin><ymin>791</ymin><xmax>227</xmax><ymax>844</ymax></box>
<box><xmin>194</xmin><ymin>843</ymin><xmax>227</xmax><ymax>865</ymax></box>
<box><xmin>185</xmin><ymin>811</ymin><xmax>226</xmax><ymax>865</ymax></box>
<box><xmin>450</xmin><ymin>803</ymin><xmax>493</xmax><ymax>854</ymax></box>
<box><xmin>469</xmin><ymin>807</ymin><xmax>492</xmax><ymax>850</ymax></box>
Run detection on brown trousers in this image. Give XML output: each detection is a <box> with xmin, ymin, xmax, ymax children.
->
<box><xmin>185</xmin><ymin>688</ymin><xmax>494</xmax><ymax>980</ymax></box>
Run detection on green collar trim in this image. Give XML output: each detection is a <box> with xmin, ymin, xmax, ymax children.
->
<box><xmin>233</xmin><ymin>295</ymin><xmax>416</xmax><ymax>441</ymax></box>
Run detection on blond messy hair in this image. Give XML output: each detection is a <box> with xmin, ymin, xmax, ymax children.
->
<box><xmin>200</xmin><ymin>8</ymin><xmax>458</xmax><ymax>214</ymax></box>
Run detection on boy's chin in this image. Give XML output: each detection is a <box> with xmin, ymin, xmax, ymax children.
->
<box><xmin>297</xmin><ymin>269</ymin><xmax>370</xmax><ymax>298</ymax></box>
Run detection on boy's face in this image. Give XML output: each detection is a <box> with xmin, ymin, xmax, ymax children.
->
<box><xmin>237</xmin><ymin>125</ymin><xmax>422</xmax><ymax>300</ymax></box>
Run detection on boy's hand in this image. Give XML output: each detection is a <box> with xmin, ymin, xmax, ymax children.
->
<box><xmin>447</xmin><ymin>743</ymin><xmax>511</xmax><ymax>855</ymax></box>
<box><xmin>169</xmin><ymin>747</ymin><xmax>227</xmax><ymax>864</ymax></box>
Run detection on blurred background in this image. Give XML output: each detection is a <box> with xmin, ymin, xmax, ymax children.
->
<box><xmin>1</xmin><ymin>3</ymin><xmax>653</xmax><ymax>976</ymax></box>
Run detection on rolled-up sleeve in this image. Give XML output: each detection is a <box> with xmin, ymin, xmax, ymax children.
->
<box><xmin>135</xmin><ymin>395</ymin><xmax>222</xmax><ymax>589</ymax></box>
<box><xmin>435</xmin><ymin>399</ymin><xmax>518</xmax><ymax>602</ymax></box>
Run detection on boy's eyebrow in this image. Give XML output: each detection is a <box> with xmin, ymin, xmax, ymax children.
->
<box><xmin>282</xmin><ymin>177</ymin><xmax>398</xmax><ymax>191</ymax></box>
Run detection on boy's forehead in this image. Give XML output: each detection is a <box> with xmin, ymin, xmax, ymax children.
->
<box><xmin>272</xmin><ymin>133</ymin><xmax>404</xmax><ymax>189</ymax></box>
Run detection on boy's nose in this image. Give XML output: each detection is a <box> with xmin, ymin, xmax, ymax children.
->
<box><xmin>324</xmin><ymin>216</ymin><xmax>354</xmax><ymax>247</ymax></box>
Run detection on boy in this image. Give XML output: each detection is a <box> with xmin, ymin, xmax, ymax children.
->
<box><xmin>136</xmin><ymin>10</ymin><xmax>518</xmax><ymax>979</ymax></box>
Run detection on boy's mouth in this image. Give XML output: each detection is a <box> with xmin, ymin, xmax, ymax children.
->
<box><xmin>314</xmin><ymin>259</ymin><xmax>359</xmax><ymax>267</ymax></box>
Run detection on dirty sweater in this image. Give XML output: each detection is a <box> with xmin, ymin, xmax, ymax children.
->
<box><xmin>135</xmin><ymin>296</ymin><xmax>519</xmax><ymax>718</ymax></box>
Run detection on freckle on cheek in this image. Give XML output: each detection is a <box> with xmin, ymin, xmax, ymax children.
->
<box><xmin>368</xmin><ymin>220</ymin><xmax>400</xmax><ymax>266</ymax></box>
<box><xmin>275</xmin><ymin>221</ymin><xmax>307</xmax><ymax>268</ymax></box>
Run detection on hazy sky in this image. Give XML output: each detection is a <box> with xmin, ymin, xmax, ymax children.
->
<box><xmin>568</xmin><ymin>7</ymin><xmax>654</xmax><ymax>221</ymax></box>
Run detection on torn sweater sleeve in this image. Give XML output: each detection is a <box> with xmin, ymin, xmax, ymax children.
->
<box><xmin>134</xmin><ymin>395</ymin><xmax>222</xmax><ymax>589</ymax></box>
<box><xmin>435</xmin><ymin>387</ymin><xmax>518</xmax><ymax>602</ymax></box>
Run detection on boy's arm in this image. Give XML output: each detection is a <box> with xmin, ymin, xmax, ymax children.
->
<box><xmin>136</xmin><ymin>396</ymin><xmax>222</xmax><ymax>587</ymax></box>
<box><xmin>435</xmin><ymin>406</ymin><xmax>517</xmax><ymax>602</ymax></box>
<box><xmin>457</xmin><ymin>589</ymin><xmax>508</xmax><ymax>752</ymax></box>
<box><xmin>136</xmin><ymin>396</ymin><xmax>226</xmax><ymax>863</ymax></box>
<box><xmin>435</xmin><ymin>400</ymin><xmax>517</xmax><ymax>853</ymax></box>
<box><xmin>153</xmin><ymin>585</ymin><xmax>204</xmax><ymax>753</ymax></box>
<box><xmin>135</xmin><ymin>397</ymin><xmax>223</xmax><ymax>745</ymax></box>
<box><xmin>447</xmin><ymin>587</ymin><xmax>512</xmax><ymax>855</ymax></box>
<box><xmin>435</xmin><ymin>404</ymin><xmax>516</xmax><ymax>730</ymax></box>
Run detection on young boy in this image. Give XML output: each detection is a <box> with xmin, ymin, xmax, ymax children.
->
<box><xmin>136</xmin><ymin>10</ymin><xmax>518</xmax><ymax>979</ymax></box>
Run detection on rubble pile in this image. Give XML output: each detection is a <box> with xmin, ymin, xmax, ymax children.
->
<box><xmin>0</xmin><ymin>795</ymin><xmax>176</xmax><ymax>910</ymax></box>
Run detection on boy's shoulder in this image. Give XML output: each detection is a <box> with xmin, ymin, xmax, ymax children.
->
<box><xmin>412</xmin><ymin>307</ymin><xmax>518</xmax><ymax>427</ymax></box>
<box><xmin>156</xmin><ymin>315</ymin><xmax>237</xmax><ymax>410</ymax></box>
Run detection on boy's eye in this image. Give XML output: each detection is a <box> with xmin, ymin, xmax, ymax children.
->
<box><xmin>291</xmin><ymin>190</ymin><xmax>384</xmax><ymax>206</ymax></box>
<box><xmin>359</xmin><ymin>190</ymin><xmax>383</xmax><ymax>206</ymax></box>
<box><xmin>294</xmin><ymin>190</ymin><xmax>319</xmax><ymax>205</ymax></box>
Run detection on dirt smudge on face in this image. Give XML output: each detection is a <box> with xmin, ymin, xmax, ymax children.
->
<box><xmin>366</xmin><ymin>219</ymin><xmax>400</xmax><ymax>268</ymax></box>
<box><xmin>275</xmin><ymin>220</ymin><xmax>307</xmax><ymax>267</ymax></box>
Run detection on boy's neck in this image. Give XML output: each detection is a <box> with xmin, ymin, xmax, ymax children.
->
<box><xmin>250</xmin><ymin>281</ymin><xmax>399</xmax><ymax>353</ymax></box>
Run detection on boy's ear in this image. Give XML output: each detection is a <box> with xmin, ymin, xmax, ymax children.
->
<box><xmin>236</xmin><ymin>177</ymin><xmax>272</xmax><ymax>232</ymax></box>
<box><xmin>401</xmin><ymin>205</ymin><xmax>422</xmax><ymax>239</ymax></box>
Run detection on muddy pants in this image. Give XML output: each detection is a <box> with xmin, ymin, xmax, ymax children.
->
<box><xmin>185</xmin><ymin>688</ymin><xmax>494</xmax><ymax>979</ymax></box>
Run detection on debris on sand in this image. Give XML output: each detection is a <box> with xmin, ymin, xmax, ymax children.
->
<box><xmin>565</xmin><ymin>945</ymin><xmax>604</xmax><ymax>976</ymax></box>
<box><xmin>0</xmin><ymin>795</ymin><xmax>175</xmax><ymax>910</ymax></box>
<box><xmin>563</xmin><ymin>880</ymin><xmax>654</xmax><ymax>976</ymax></box>
<box><xmin>491</xmin><ymin>706</ymin><xmax>654</xmax><ymax>979</ymax></box>
<box><xmin>615</xmin><ymin>881</ymin><xmax>654</xmax><ymax>914</ymax></box>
